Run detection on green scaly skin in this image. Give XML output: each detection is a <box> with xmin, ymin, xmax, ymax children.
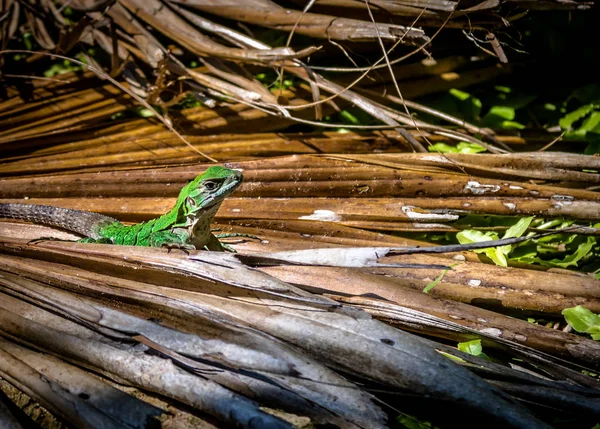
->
<box><xmin>0</xmin><ymin>166</ymin><xmax>243</xmax><ymax>251</ymax></box>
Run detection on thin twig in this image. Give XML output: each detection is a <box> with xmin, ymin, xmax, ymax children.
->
<box><xmin>0</xmin><ymin>49</ymin><xmax>218</xmax><ymax>162</ymax></box>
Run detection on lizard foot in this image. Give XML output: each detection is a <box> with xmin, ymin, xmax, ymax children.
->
<box><xmin>166</xmin><ymin>246</ymin><xmax>190</xmax><ymax>255</ymax></box>
<box><xmin>215</xmin><ymin>232</ymin><xmax>261</xmax><ymax>241</ymax></box>
<box><xmin>213</xmin><ymin>233</ymin><xmax>262</xmax><ymax>253</ymax></box>
<box><xmin>219</xmin><ymin>243</ymin><xmax>237</xmax><ymax>253</ymax></box>
<box><xmin>162</xmin><ymin>243</ymin><xmax>196</xmax><ymax>255</ymax></box>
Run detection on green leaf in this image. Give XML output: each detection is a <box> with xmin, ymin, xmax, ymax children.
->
<box><xmin>23</xmin><ymin>33</ymin><xmax>33</xmax><ymax>51</ymax></box>
<box><xmin>504</xmin><ymin>216</ymin><xmax>534</xmax><ymax>239</ymax></box>
<box><xmin>498</xmin><ymin>120</ymin><xmax>526</xmax><ymax>130</ymax></box>
<box><xmin>137</xmin><ymin>108</ymin><xmax>156</xmax><ymax>118</ymax></box>
<box><xmin>562</xmin><ymin>108</ymin><xmax>600</xmax><ymax>142</ymax></box>
<box><xmin>565</xmin><ymin>306</ymin><xmax>595</xmax><ymax>331</ymax></box>
<box><xmin>496</xmin><ymin>216</ymin><xmax>534</xmax><ymax>257</ymax></box>
<box><xmin>449</xmin><ymin>89</ymin><xmax>482</xmax><ymax>121</ymax></box>
<box><xmin>338</xmin><ymin>108</ymin><xmax>378</xmax><ymax>126</ymax></box>
<box><xmin>589</xmin><ymin>327</ymin><xmax>600</xmax><ymax>341</ymax></box>
<box><xmin>456</xmin><ymin>142</ymin><xmax>486</xmax><ymax>153</ymax></box>
<box><xmin>482</xmin><ymin>106</ymin><xmax>525</xmax><ymax>129</ymax></box>
<box><xmin>509</xmin><ymin>243</ymin><xmax>538</xmax><ymax>260</ymax></box>
<box><xmin>457</xmin><ymin>229</ymin><xmax>507</xmax><ymax>266</ymax></box>
<box><xmin>562</xmin><ymin>306</ymin><xmax>600</xmax><ymax>341</ymax></box>
<box><xmin>538</xmin><ymin>236</ymin><xmax>595</xmax><ymax>268</ymax></box>
<box><xmin>559</xmin><ymin>104</ymin><xmax>595</xmax><ymax>130</ymax></box>
<box><xmin>449</xmin><ymin>88</ymin><xmax>471</xmax><ymax>101</ymax></box>
<box><xmin>456</xmin><ymin>217</ymin><xmax>533</xmax><ymax>267</ymax></box>
<box><xmin>486</xmin><ymin>106</ymin><xmax>515</xmax><ymax>121</ymax></box>
<box><xmin>456</xmin><ymin>230</ymin><xmax>498</xmax><ymax>249</ymax></box>
<box><xmin>565</xmin><ymin>128</ymin><xmax>588</xmax><ymax>140</ymax></box>
<box><xmin>480</xmin><ymin>246</ymin><xmax>506</xmax><ymax>266</ymax></box>
<box><xmin>457</xmin><ymin>339</ymin><xmax>490</xmax><ymax>360</ymax></box>
<box><xmin>428</xmin><ymin>142</ymin><xmax>486</xmax><ymax>154</ymax></box>
<box><xmin>339</xmin><ymin>110</ymin><xmax>360</xmax><ymax>125</ymax></box>
<box><xmin>458</xmin><ymin>339</ymin><xmax>482</xmax><ymax>355</ymax></box>
<box><xmin>581</xmin><ymin>111</ymin><xmax>600</xmax><ymax>132</ymax></box>
<box><xmin>428</xmin><ymin>143</ymin><xmax>458</xmax><ymax>153</ymax></box>
<box><xmin>396</xmin><ymin>414</ymin><xmax>436</xmax><ymax>429</ymax></box>
<box><xmin>423</xmin><ymin>266</ymin><xmax>454</xmax><ymax>293</ymax></box>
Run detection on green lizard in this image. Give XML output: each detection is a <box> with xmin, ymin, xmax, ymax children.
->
<box><xmin>0</xmin><ymin>166</ymin><xmax>243</xmax><ymax>251</ymax></box>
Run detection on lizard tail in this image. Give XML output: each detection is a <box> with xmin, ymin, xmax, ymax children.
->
<box><xmin>0</xmin><ymin>203</ymin><xmax>121</xmax><ymax>239</ymax></box>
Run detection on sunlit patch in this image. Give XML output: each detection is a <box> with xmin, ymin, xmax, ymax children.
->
<box><xmin>402</xmin><ymin>206</ymin><xmax>459</xmax><ymax>221</ymax></box>
<box><xmin>440</xmin><ymin>72</ymin><xmax>459</xmax><ymax>81</ymax></box>
<box><xmin>464</xmin><ymin>181</ymin><xmax>500</xmax><ymax>194</ymax></box>
<box><xmin>299</xmin><ymin>210</ymin><xmax>342</xmax><ymax>222</ymax></box>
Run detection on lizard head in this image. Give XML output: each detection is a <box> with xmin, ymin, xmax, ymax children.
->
<box><xmin>183</xmin><ymin>166</ymin><xmax>243</xmax><ymax>216</ymax></box>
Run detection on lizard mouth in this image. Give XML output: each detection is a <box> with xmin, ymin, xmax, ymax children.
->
<box><xmin>200</xmin><ymin>173</ymin><xmax>242</xmax><ymax>209</ymax></box>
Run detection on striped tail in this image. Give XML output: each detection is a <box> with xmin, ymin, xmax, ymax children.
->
<box><xmin>0</xmin><ymin>203</ymin><xmax>121</xmax><ymax>239</ymax></box>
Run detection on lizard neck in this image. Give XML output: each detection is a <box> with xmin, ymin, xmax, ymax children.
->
<box><xmin>179</xmin><ymin>203</ymin><xmax>222</xmax><ymax>249</ymax></box>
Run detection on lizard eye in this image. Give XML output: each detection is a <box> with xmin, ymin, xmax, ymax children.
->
<box><xmin>204</xmin><ymin>181</ymin><xmax>218</xmax><ymax>191</ymax></box>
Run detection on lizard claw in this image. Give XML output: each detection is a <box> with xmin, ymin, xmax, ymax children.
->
<box><xmin>163</xmin><ymin>243</ymin><xmax>196</xmax><ymax>255</ymax></box>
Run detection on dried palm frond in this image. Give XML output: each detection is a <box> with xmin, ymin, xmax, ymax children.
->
<box><xmin>1</xmin><ymin>1</ymin><xmax>599</xmax><ymax>427</ymax></box>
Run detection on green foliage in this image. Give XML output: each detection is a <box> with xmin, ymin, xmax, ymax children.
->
<box><xmin>449</xmin><ymin>88</ymin><xmax>482</xmax><ymax>121</ymax></box>
<box><xmin>255</xmin><ymin>71</ymin><xmax>297</xmax><ymax>90</ymax></box>
<box><xmin>482</xmin><ymin>105</ymin><xmax>525</xmax><ymax>130</ymax></box>
<box><xmin>558</xmin><ymin>84</ymin><xmax>600</xmax><ymax>149</ymax></box>
<box><xmin>457</xmin><ymin>217</ymin><xmax>534</xmax><ymax>267</ymax></box>
<box><xmin>42</xmin><ymin>50</ymin><xmax>100</xmax><ymax>77</ymax></box>
<box><xmin>422</xmin><ymin>265</ymin><xmax>455</xmax><ymax>293</ymax></box>
<box><xmin>457</xmin><ymin>339</ymin><xmax>490</xmax><ymax>360</ymax></box>
<box><xmin>559</xmin><ymin>104</ymin><xmax>596</xmax><ymax>130</ymax></box>
<box><xmin>511</xmin><ymin>227</ymin><xmax>597</xmax><ymax>269</ymax></box>
<box><xmin>562</xmin><ymin>306</ymin><xmax>600</xmax><ymax>341</ymax></box>
<box><xmin>420</xmin><ymin>79</ymin><xmax>600</xmax><ymax>154</ymax></box>
<box><xmin>174</xmin><ymin>93</ymin><xmax>204</xmax><ymax>110</ymax></box>
<box><xmin>338</xmin><ymin>107</ymin><xmax>380</xmax><ymax>126</ymax></box>
<box><xmin>428</xmin><ymin>142</ymin><xmax>486</xmax><ymax>154</ymax></box>
<box><xmin>395</xmin><ymin>414</ymin><xmax>440</xmax><ymax>429</ymax></box>
<box><xmin>23</xmin><ymin>32</ymin><xmax>33</xmax><ymax>51</ymax></box>
<box><xmin>419</xmin><ymin>85</ymin><xmax>535</xmax><ymax>152</ymax></box>
<box><xmin>320</xmin><ymin>106</ymin><xmax>383</xmax><ymax>132</ymax></box>
<box><xmin>450</xmin><ymin>216</ymin><xmax>599</xmax><ymax>273</ymax></box>
<box><xmin>476</xmin><ymin>85</ymin><xmax>536</xmax><ymax>130</ymax></box>
<box><xmin>526</xmin><ymin>317</ymin><xmax>556</xmax><ymax>328</ymax></box>
<box><xmin>135</xmin><ymin>107</ymin><xmax>157</xmax><ymax>118</ymax></box>
<box><xmin>44</xmin><ymin>59</ymin><xmax>84</xmax><ymax>77</ymax></box>
<box><xmin>111</xmin><ymin>105</ymin><xmax>163</xmax><ymax>121</ymax></box>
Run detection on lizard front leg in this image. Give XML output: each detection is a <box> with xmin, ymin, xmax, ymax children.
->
<box><xmin>147</xmin><ymin>230</ymin><xmax>195</xmax><ymax>250</ymax></box>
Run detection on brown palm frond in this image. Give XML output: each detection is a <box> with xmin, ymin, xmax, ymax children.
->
<box><xmin>1</xmin><ymin>0</ymin><xmax>599</xmax><ymax>427</ymax></box>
